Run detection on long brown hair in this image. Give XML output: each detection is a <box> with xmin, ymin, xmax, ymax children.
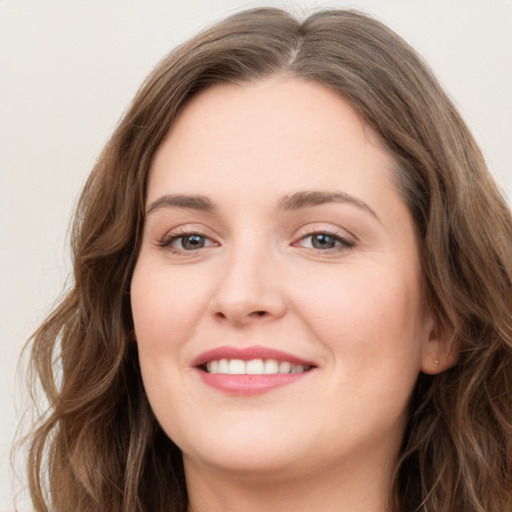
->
<box><xmin>20</xmin><ymin>8</ymin><xmax>512</xmax><ymax>511</ymax></box>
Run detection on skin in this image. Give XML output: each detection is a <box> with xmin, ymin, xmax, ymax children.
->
<box><xmin>130</xmin><ymin>76</ymin><xmax>447</xmax><ymax>512</ymax></box>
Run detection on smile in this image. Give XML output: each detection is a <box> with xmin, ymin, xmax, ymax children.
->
<box><xmin>193</xmin><ymin>346</ymin><xmax>316</xmax><ymax>394</ymax></box>
<box><xmin>205</xmin><ymin>358</ymin><xmax>312</xmax><ymax>375</ymax></box>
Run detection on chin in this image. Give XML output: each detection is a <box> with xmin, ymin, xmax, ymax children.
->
<box><xmin>184</xmin><ymin>446</ymin><xmax>305</xmax><ymax>481</ymax></box>
<box><xmin>176</xmin><ymin>417</ymin><xmax>315</xmax><ymax>477</ymax></box>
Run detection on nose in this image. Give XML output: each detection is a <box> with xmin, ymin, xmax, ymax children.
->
<box><xmin>208</xmin><ymin>243</ymin><xmax>287</xmax><ymax>327</ymax></box>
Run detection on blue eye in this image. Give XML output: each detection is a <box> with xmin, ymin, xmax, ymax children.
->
<box><xmin>298</xmin><ymin>232</ymin><xmax>354</xmax><ymax>251</ymax></box>
<box><xmin>309</xmin><ymin>233</ymin><xmax>339</xmax><ymax>249</ymax></box>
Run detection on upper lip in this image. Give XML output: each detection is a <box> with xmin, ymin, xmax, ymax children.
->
<box><xmin>191</xmin><ymin>345</ymin><xmax>316</xmax><ymax>368</ymax></box>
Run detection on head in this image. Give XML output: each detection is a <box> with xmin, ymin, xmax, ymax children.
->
<box><xmin>27</xmin><ymin>7</ymin><xmax>512</xmax><ymax>512</ymax></box>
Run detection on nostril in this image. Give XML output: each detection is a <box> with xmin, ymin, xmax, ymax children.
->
<box><xmin>210</xmin><ymin>305</ymin><xmax>275</xmax><ymax>324</ymax></box>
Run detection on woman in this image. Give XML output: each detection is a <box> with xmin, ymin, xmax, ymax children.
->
<box><xmin>23</xmin><ymin>7</ymin><xmax>512</xmax><ymax>512</ymax></box>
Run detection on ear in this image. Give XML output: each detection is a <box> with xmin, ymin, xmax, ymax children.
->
<box><xmin>420</xmin><ymin>316</ymin><xmax>458</xmax><ymax>375</ymax></box>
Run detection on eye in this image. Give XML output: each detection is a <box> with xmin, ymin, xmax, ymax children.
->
<box><xmin>307</xmin><ymin>233</ymin><xmax>339</xmax><ymax>249</ymax></box>
<box><xmin>162</xmin><ymin>232</ymin><xmax>217</xmax><ymax>252</ymax></box>
<box><xmin>295</xmin><ymin>231</ymin><xmax>354</xmax><ymax>251</ymax></box>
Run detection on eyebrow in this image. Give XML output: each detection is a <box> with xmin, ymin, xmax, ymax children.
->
<box><xmin>146</xmin><ymin>194</ymin><xmax>214</xmax><ymax>214</ymax></box>
<box><xmin>146</xmin><ymin>190</ymin><xmax>378</xmax><ymax>220</ymax></box>
<box><xmin>278</xmin><ymin>190</ymin><xmax>379</xmax><ymax>220</ymax></box>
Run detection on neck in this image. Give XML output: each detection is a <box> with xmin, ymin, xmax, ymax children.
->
<box><xmin>185</xmin><ymin>451</ymin><xmax>396</xmax><ymax>512</ymax></box>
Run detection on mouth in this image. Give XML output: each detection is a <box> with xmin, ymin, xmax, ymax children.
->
<box><xmin>192</xmin><ymin>346</ymin><xmax>316</xmax><ymax>394</ymax></box>
<box><xmin>201</xmin><ymin>358</ymin><xmax>313</xmax><ymax>375</ymax></box>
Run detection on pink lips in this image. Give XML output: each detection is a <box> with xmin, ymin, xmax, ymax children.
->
<box><xmin>191</xmin><ymin>345</ymin><xmax>314</xmax><ymax>367</ymax></box>
<box><xmin>192</xmin><ymin>345</ymin><xmax>315</xmax><ymax>395</ymax></box>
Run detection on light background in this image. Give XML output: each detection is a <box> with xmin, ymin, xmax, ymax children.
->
<box><xmin>1</xmin><ymin>0</ymin><xmax>511</xmax><ymax>509</ymax></box>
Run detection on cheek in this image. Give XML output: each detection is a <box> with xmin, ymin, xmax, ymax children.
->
<box><xmin>274</xmin><ymin>261</ymin><xmax>427</xmax><ymax>448</ymax></box>
<box><xmin>130</xmin><ymin>262</ymin><xmax>209</xmax><ymax>437</ymax></box>
<box><xmin>294</xmin><ymin>262</ymin><xmax>426</xmax><ymax>375</ymax></box>
<box><xmin>131</xmin><ymin>262</ymin><xmax>212</xmax><ymax>355</ymax></box>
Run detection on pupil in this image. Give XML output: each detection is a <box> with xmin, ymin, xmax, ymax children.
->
<box><xmin>183</xmin><ymin>235</ymin><xmax>204</xmax><ymax>250</ymax></box>
<box><xmin>312</xmin><ymin>234</ymin><xmax>336</xmax><ymax>249</ymax></box>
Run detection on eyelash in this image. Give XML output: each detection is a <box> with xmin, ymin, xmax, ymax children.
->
<box><xmin>159</xmin><ymin>228</ymin><xmax>355</xmax><ymax>254</ymax></box>
<box><xmin>159</xmin><ymin>231</ymin><xmax>217</xmax><ymax>253</ymax></box>
<box><xmin>294</xmin><ymin>229</ymin><xmax>355</xmax><ymax>252</ymax></box>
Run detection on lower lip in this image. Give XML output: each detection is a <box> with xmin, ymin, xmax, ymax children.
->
<box><xmin>196</xmin><ymin>369</ymin><xmax>311</xmax><ymax>395</ymax></box>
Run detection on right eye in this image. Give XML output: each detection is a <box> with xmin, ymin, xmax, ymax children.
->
<box><xmin>161</xmin><ymin>232</ymin><xmax>217</xmax><ymax>252</ymax></box>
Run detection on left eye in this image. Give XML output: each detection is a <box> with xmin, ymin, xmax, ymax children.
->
<box><xmin>298</xmin><ymin>233</ymin><xmax>353</xmax><ymax>250</ymax></box>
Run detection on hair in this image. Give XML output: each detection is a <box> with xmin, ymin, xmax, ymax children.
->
<box><xmin>19</xmin><ymin>7</ymin><xmax>512</xmax><ymax>512</ymax></box>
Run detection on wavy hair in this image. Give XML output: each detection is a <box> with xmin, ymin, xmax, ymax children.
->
<box><xmin>20</xmin><ymin>8</ymin><xmax>512</xmax><ymax>512</ymax></box>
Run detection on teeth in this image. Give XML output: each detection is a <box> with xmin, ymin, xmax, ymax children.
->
<box><xmin>246</xmin><ymin>359</ymin><xmax>264</xmax><ymax>374</ymax></box>
<box><xmin>228</xmin><ymin>359</ymin><xmax>245</xmax><ymax>374</ymax></box>
<box><xmin>264</xmin><ymin>359</ymin><xmax>279</xmax><ymax>374</ymax></box>
<box><xmin>279</xmin><ymin>361</ymin><xmax>291</xmax><ymax>373</ymax></box>
<box><xmin>204</xmin><ymin>358</ymin><xmax>309</xmax><ymax>375</ymax></box>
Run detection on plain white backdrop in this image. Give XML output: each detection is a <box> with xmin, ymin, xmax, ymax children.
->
<box><xmin>1</xmin><ymin>0</ymin><xmax>511</xmax><ymax>509</ymax></box>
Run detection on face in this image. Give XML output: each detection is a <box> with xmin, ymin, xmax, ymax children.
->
<box><xmin>131</xmin><ymin>77</ymin><xmax>435</xmax><ymax>483</ymax></box>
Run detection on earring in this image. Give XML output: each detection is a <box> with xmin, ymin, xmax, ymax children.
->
<box><xmin>434</xmin><ymin>360</ymin><xmax>439</xmax><ymax>369</ymax></box>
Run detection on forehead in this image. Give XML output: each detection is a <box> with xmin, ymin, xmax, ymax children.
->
<box><xmin>147</xmin><ymin>76</ymin><xmax>396</xmax><ymax>204</ymax></box>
